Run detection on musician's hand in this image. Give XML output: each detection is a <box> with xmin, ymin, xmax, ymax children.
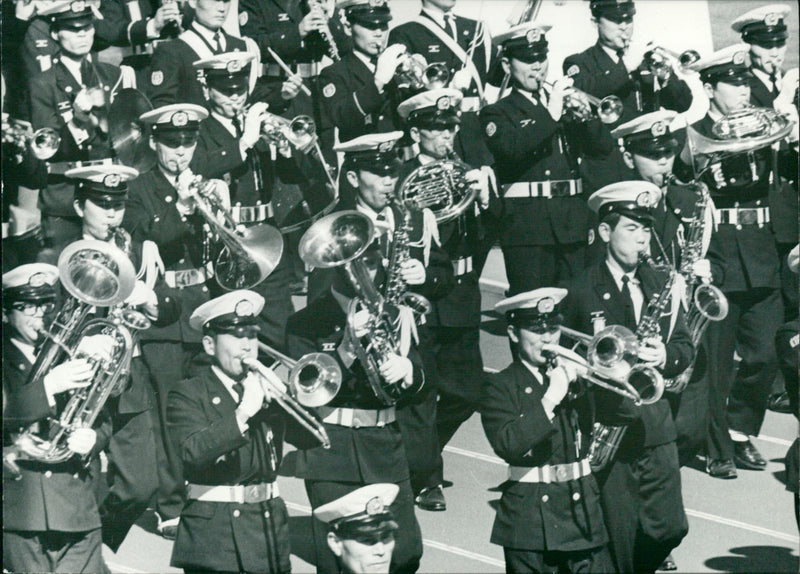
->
<box><xmin>399</xmin><ymin>258</ymin><xmax>426</xmax><ymax>285</ymax></box>
<box><xmin>375</xmin><ymin>44</ymin><xmax>408</xmax><ymax>90</ymax></box>
<box><xmin>250</xmin><ymin>367</ymin><xmax>287</xmax><ymax>404</ymax></box>
<box><xmin>3</xmin><ymin>446</ymin><xmax>22</xmax><ymax>480</ymax></box>
<box><xmin>152</xmin><ymin>2</ymin><xmax>181</xmax><ymax>35</ymax></box>
<box><xmin>15</xmin><ymin>0</ymin><xmax>38</xmax><ymax>21</ymax></box>
<box><xmin>72</xmin><ymin>88</ymin><xmax>96</xmax><ymax>128</ymax></box>
<box><xmin>379</xmin><ymin>354</ymin><xmax>413</xmax><ymax>388</ymax></box>
<box><xmin>242</xmin><ymin>102</ymin><xmax>269</xmax><ymax>150</ymax></box>
<box><xmin>451</xmin><ymin>68</ymin><xmax>472</xmax><ymax>91</ymax></box>
<box><xmin>544</xmin><ymin>365</ymin><xmax>571</xmax><ymax>406</ymax></box>
<box><xmin>281</xmin><ymin>75</ymin><xmax>304</xmax><ymax>101</ymax></box>
<box><xmin>692</xmin><ymin>258</ymin><xmax>712</xmax><ymax>282</ymax></box>
<box><xmin>76</xmin><ymin>334</ymin><xmax>117</xmax><ymax>364</ymax></box>
<box><xmin>638</xmin><ymin>338</ymin><xmax>666</xmax><ymax>368</ymax></box>
<box><xmin>43</xmin><ymin>358</ymin><xmax>95</xmax><ymax>396</ymax></box>
<box><xmin>299</xmin><ymin>5</ymin><xmax>327</xmax><ymax>38</ymax></box>
<box><xmin>237</xmin><ymin>374</ymin><xmax>266</xmax><ymax>420</ymax></box>
<box><xmin>349</xmin><ymin>308</ymin><xmax>372</xmax><ymax>338</ymax></box>
<box><xmin>125</xmin><ymin>280</ymin><xmax>159</xmax><ymax>319</ymax></box>
<box><xmin>547</xmin><ymin>76</ymin><xmax>573</xmax><ymax>121</ymax></box>
<box><xmin>466</xmin><ymin>168</ymin><xmax>490</xmax><ymax>209</ymax></box>
<box><xmin>66</xmin><ymin>427</ymin><xmax>96</xmax><ymax>456</ymax></box>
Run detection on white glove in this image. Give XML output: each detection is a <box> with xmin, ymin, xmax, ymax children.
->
<box><xmin>547</xmin><ymin>76</ymin><xmax>574</xmax><ymax>121</ymax></box>
<box><xmin>451</xmin><ymin>68</ymin><xmax>472</xmax><ymax>91</ymax></box>
<box><xmin>43</xmin><ymin>358</ymin><xmax>94</xmax><ymax>396</ymax></box>
<box><xmin>125</xmin><ymin>280</ymin><xmax>157</xmax><ymax>307</ymax></box>
<box><xmin>692</xmin><ymin>258</ymin><xmax>712</xmax><ymax>282</ymax></box>
<box><xmin>350</xmin><ymin>308</ymin><xmax>372</xmax><ymax>338</ymax></box>
<box><xmin>638</xmin><ymin>338</ymin><xmax>667</xmax><ymax>368</ymax></box>
<box><xmin>399</xmin><ymin>258</ymin><xmax>426</xmax><ymax>285</ymax></box>
<box><xmin>543</xmin><ymin>365</ymin><xmax>570</xmax><ymax>406</ymax></box>
<box><xmin>467</xmin><ymin>168</ymin><xmax>491</xmax><ymax>209</ymax></box>
<box><xmin>375</xmin><ymin>44</ymin><xmax>408</xmax><ymax>89</ymax></box>
<box><xmin>379</xmin><ymin>354</ymin><xmax>414</xmax><ymax>387</ymax></box>
<box><xmin>151</xmin><ymin>2</ymin><xmax>181</xmax><ymax>35</ymax></box>
<box><xmin>66</xmin><ymin>427</ymin><xmax>97</xmax><ymax>456</ymax></box>
<box><xmin>249</xmin><ymin>367</ymin><xmax>287</xmax><ymax>404</ymax></box>
<box><xmin>237</xmin><ymin>374</ymin><xmax>266</xmax><ymax>420</ymax></box>
<box><xmin>242</xmin><ymin>102</ymin><xmax>269</xmax><ymax>150</ymax></box>
<box><xmin>75</xmin><ymin>334</ymin><xmax>118</xmax><ymax>364</ymax></box>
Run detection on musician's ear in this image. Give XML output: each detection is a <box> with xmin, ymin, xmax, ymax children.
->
<box><xmin>202</xmin><ymin>334</ymin><xmax>216</xmax><ymax>357</ymax></box>
<box><xmin>73</xmin><ymin>200</ymin><xmax>84</xmax><ymax>219</ymax></box>
<box><xmin>327</xmin><ymin>532</ymin><xmax>344</xmax><ymax>558</ymax></box>
<box><xmin>149</xmin><ymin>136</ymin><xmax>157</xmax><ymax>152</ymax></box>
<box><xmin>622</xmin><ymin>150</ymin><xmax>635</xmax><ymax>170</ymax></box>
<box><xmin>507</xmin><ymin>325</ymin><xmax>520</xmax><ymax>344</ymax></box>
<box><xmin>345</xmin><ymin>169</ymin><xmax>359</xmax><ymax>189</ymax></box>
<box><xmin>597</xmin><ymin>221</ymin><xmax>612</xmax><ymax>243</ymax></box>
<box><xmin>702</xmin><ymin>81</ymin><xmax>715</xmax><ymax>100</ymax></box>
<box><xmin>500</xmin><ymin>57</ymin><xmax>510</xmax><ymax>77</ymax></box>
<box><xmin>50</xmin><ymin>29</ymin><xmax>59</xmax><ymax>43</ymax></box>
<box><xmin>408</xmin><ymin>126</ymin><xmax>421</xmax><ymax>144</ymax></box>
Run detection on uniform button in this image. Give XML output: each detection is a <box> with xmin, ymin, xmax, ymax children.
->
<box><xmin>202</xmin><ymin>286</ymin><xmax>209</xmax><ymax>293</ymax></box>
<box><xmin>545</xmin><ymin>170</ymin><xmax>551</xmax><ymax>176</ymax></box>
<box><xmin>541</xmin><ymin>494</ymin><xmax>549</xmax><ymax>502</ymax></box>
<box><xmin>572</xmin><ymin>492</ymin><xmax>580</xmax><ymax>501</ymax></box>
<box><xmin>281</xmin><ymin>34</ymin><xmax>286</xmax><ymax>39</ymax></box>
<box><xmin>45</xmin><ymin>470</ymin><xmax>53</xmax><ymax>478</ymax></box>
<box><xmin>756</xmin><ymin>200</ymin><xmax>761</xmax><ymax>206</ymax></box>
<box><xmin>736</xmin><ymin>224</ymin><xmax>742</xmax><ymax>230</ymax></box>
<box><xmin>353</xmin><ymin>421</ymin><xmax>361</xmax><ymax>429</ymax></box>
<box><xmin>378</xmin><ymin>115</ymin><xmax>384</xmax><ymax>120</ymax></box>
<box><xmin>179</xmin><ymin>258</ymin><xmax>185</xmax><ymax>264</ymax></box>
<box><xmin>264</xmin><ymin>511</ymin><xmax>270</xmax><ymax>518</ymax></box>
<box><xmin>73</xmin><ymin>473</ymin><xmax>80</xmax><ymax>479</ymax></box>
<box><xmin>734</xmin><ymin>201</ymin><xmax>739</xmax><ymax>208</ymax></box>
<box><xmin>221</xmin><ymin>151</ymin><xmax>226</xmax><ymax>156</ymax></box>
<box><xmin>730</xmin><ymin>178</ymin><xmax>737</xmax><ymax>183</ymax></box>
<box><xmin>233</xmin><ymin>509</ymin><xmax>241</xmax><ymax>517</ymax></box>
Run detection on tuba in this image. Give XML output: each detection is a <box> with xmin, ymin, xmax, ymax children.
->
<box><xmin>299</xmin><ymin>211</ymin><xmax>407</xmax><ymax>405</ymax></box>
<box><xmin>189</xmin><ymin>176</ymin><xmax>284</xmax><ymax>290</ymax></box>
<box><xmin>398</xmin><ymin>156</ymin><xmax>476</xmax><ymax>224</ymax></box>
<box><xmin>14</xmin><ymin>240</ymin><xmax>148</xmax><ymax>464</ymax></box>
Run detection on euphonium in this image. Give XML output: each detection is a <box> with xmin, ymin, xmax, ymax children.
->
<box><xmin>298</xmin><ymin>211</ymin><xmax>407</xmax><ymax>405</ymax></box>
<box><xmin>189</xmin><ymin>176</ymin><xmax>283</xmax><ymax>290</ymax></box>
<box><xmin>14</xmin><ymin>240</ymin><xmax>146</xmax><ymax>464</ymax></box>
<box><xmin>398</xmin><ymin>155</ymin><xmax>476</xmax><ymax>224</ymax></box>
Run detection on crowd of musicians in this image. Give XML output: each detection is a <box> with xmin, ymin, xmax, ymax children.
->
<box><xmin>2</xmin><ymin>0</ymin><xmax>798</xmax><ymax>572</ymax></box>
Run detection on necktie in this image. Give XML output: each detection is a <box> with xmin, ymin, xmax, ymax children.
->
<box><xmin>79</xmin><ymin>58</ymin><xmax>93</xmax><ymax>87</ymax></box>
<box><xmin>232</xmin><ymin>381</ymin><xmax>244</xmax><ymax>403</ymax></box>
<box><xmin>213</xmin><ymin>31</ymin><xmax>222</xmax><ymax>53</ymax></box>
<box><xmin>444</xmin><ymin>13</ymin><xmax>457</xmax><ymax>42</ymax></box>
<box><xmin>769</xmin><ymin>71</ymin><xmax>779</xmax><ymax>97</ymax></box>
<box><xmin>232</xmin><ymin>116</ymin><xmax>243</xmax><ymax>138</ymax></box>
<box><xmin>621</xmin><ymin>275</ymin><xmax>636</xmax><ymax>329</ymax></box>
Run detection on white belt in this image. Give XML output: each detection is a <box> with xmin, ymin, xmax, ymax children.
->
<box><xmin>231</xmin><ymin>202</ymin><xmax>274</xmax><ymax>224</ymax></box>
<box><xmin>714</xmin><ymin>207</ymin><xmax>770</xmax><ymax>227</ymax></box>
<box><xmin>460</xmin><ymin>97</ymin><xmax>481</xmax><ymax>112</ymax></box>
<box><xmin>262</xmin><ymin>62</ymin><xmax>319</xmax><ymax>78</ymax></box>
<box><xmin>317</xmin><ymin>406</ymin><xmax>396</xmax><ymax>428</ymax></box>
<box><xmin>186</xmin><ymin>482</ymin><xmax>279</xmax><ymax>504</ymax></box>
<box><xmin>502</xmin><ymin>179</ymin><xmax>582</xmax><ymax>199</ymax></box>
<box><xmin>164</xmin><ymin>264</ymin><xmax>212</xmax><ymax>289</ymax></box>
<box><xmin>452</xmin><ymin>256</ymin><xmax>473</xmax><ymax>276</ymax></box>
<box><xmin>507</xmin><ymin>459</ymin><xmax>592</xmax><ymax>484</ymax></box>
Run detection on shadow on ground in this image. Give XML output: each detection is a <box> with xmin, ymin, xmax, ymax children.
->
<box><xmin>705</xmin><ymin>545</ymin><xmax>799</xmax><ymax>573</ymax></box>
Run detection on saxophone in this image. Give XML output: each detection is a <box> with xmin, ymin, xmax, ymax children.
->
<box><xmin>588</xmin><ymin>258</ymin><xmax>672</xmax><ymax>472</ymax></box>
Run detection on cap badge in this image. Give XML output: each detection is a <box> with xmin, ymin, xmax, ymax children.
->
<box><xmin>369</xmin><ymin>0</ymin><xmax>385</xmax><ymax>7</ymax></box>
<box><xmin>733</xmin><ymin>51</ymin><xmax>746</xmax><ymax>65</ymax></box>
<box><xmin>171</xmin><ymin>111</ymin><xmax>189</xmax><ymax>127</ymax></box>
<box><xmin>227</xmin><ymin>60</ymin><xmax>243</xmax><ymax>73</ymax></box>
<box><xmin>526</xmin><ymin>29</ymin><xmax>542</xmax><ymax>44</ymax></box>
<box><xmin>537</xmin><ymin>297</ymin><xmax>555</xmax><ymax>314</ymax></box>
<box><xmin>70</xmin><ymin>0</ymin><xmax>86</xmax><ymax>13</ymax></box>
<box><xmin>650</xmin><ymin>121</ymin><xmax>667</xmax><ymax>137</ymax></box>
<box><xmin>436</xmin><ymin>96</ymin><xmax>451</xmax><ymax>110</ymax></box>
<box><xmin>235</xmin><ymin>299</ymin><xmax>254</xmax><ymax>317</ymax></box>
<box><xmin>103</xmin><ymin>174</ymin><xmax>122</xmax><ymax>188</ymax></box>
<box><xmin>764</xmin><ymin>13</ymin><xmax>780</xmax><ymax>26</ymax></box>
<box><xmin>29</xmin><ymin>272</ymin><xmax>47</xmax><ymax>288</ymax></box>
<box><xmin>365</xmin><ymin>496</ymin><xmax>384</xmax><ymax>515</ymax></box>
<box><xmin>636</xmin><ymin>191</ymin><xmax>654</xmax><ymax>207</ymax></box>
<box><xmin>378</xmin><ymin>141</ymin><xmax>394</xmax><ymax>152</ymax></box>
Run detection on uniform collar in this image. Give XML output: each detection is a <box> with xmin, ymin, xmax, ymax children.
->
<box><xmin>599</xmin><ymin>42</ymin><xmax>622</xmax><ymax>64</ymax></box>
<box><xmin>211</xmin><ymin>364</ymin><xmax>243</xmax><ymax>402</ymax></box>
<box><xmin>750</xmin><ymin>66</ymin><xmax>782</xmax><ymax>90</ymax></box>
<box><xmin>421</xmin><ymin>6</ymin><xmax>452</xmax><ymax>29</ymax></box>
<box><xmin>356</xmin><ymin>200</ymin><xmax>395</xmax><ymax>230</ymax></box>
<box><xmin>211</xmin><ymin>110</ymin><xmax>238</xmax><ymax>137</ymax></box>
<box><xmin>10</xmin><ymin>338</ymin><xmax>37</xmax><ymax>365</ymax></box>
<box><xmin>520</xmin><ymin>358</ymin><xmax>545</xmax><ymax>385</ymax></box>
<box><xmin>354</xmin><ymin>50</ymin><xmax>376</xmax><ymax>73</ymax></box>
<box><xmin>605</xmin><ymin>255</ymin><xmax>639</xmax><ymax>291</ymax></box>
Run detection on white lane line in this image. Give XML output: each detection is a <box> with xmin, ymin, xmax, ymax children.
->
<box><xmin>285</xmin><ymin>501</ymin><xmax>505</xmax><ymax>568</ymax></box>
<box><xmin>754</xmin><ymin>434</ymin><xmax>793</xmax><ymax>447</ymax></box>
<box><xmin>444</xmin><ymin>445</ymin><xmax>504</xmax><ymax>466</ymax></box>
<box><xmin>107</xmin><ymin>562</ymin><xmax>146</xmax><ymax>574</ymax></box>
<box><xmin>685</xmin><ymin>508</ymin><xmax>800</xmax><ymax>544</ymax></box>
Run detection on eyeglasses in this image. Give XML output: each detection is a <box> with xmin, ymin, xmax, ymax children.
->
<box><xmin>523</xmin><ymin>323</ymin><xmax>561</xmax><ymax>335</ymax></box>
<box><xmin>11</xmin><ymin>301</ymin><xmax>56</xmax><ymax>316</ymax></box>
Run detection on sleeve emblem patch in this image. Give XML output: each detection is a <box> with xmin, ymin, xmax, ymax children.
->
<box><xmin>567</xmin><ymin>64</ymin><xmax>580</xmax><ymax>77</ymax></box>
<box><xmin>151</xmin><ymin>70</ymin><xmax>164</xmax><ymax>86</ymax></box>
<box><xmin>485</xmin><ymin>121</ymin><xmax>497</xmax><ymax>137</ymax></box>
<box><xmin>323</xmin><ymin>83</ymin><xmax>336</xmax><ymax>98</ymax></box>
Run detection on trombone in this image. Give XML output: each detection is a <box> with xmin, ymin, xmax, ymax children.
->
<box><xmin>242</xmin><ymin>356</ymin><xmax>333</xmax><ymax>449</ymax></box>
<box><xmin>257</xmin><ymin>341</ymin><xmax>342</xmax><ymax>408</ymax></box>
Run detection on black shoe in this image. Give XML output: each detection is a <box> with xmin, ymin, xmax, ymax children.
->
<box><xmin>658</xmin><ymin>553</ymin><xmax>677</xmax><ymax>571</ymax></box>
<box><xmin>706</xmin><ymin>458</ymin><xmax>738</xmax><ymax>479</ymax></box>
<box><xmin>768</xmin><ymin>392</ymin><xmax>792</xmax><ymax>414</ymax></box>
<box><xmin>733</xmin><ymin>439</ymin><xmax>767</xmax><ymax>470</ymax></box>
<box><xmin>415</xmin><ymin>486</ymin><xmax>446</xmax><ymax>511</ymax></box>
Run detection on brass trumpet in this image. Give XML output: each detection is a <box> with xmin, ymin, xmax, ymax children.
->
<box><xmin>258</xmin><ymin>111</ymin><xmax>317</xmax><ymax>153</ymax></box>
<box><xmin>257</xmin><ymin>341</ymin><xmax>342</xmax><ymax>408</ymax></box>
<box><xmin>2</xmin><ymin>114</ymin><xmax>61</xmax><ymax>160</ymax></box>
<box><xmin>643</xmin><ymin>44</ymin><xmax>701</xmax><ymax>76</ymax></box>
<box><xmin>546</xmin><ymin>80</ymin><xmax>624</xmax><ymax>125</ymax></box>
<box><xmin>394</xmin><ymin>50</ymin><xmax>451</xmax><ymax>91</ymax></box>
<box><xmin>242</xmin><ymin>357</ymin><xmax>331</xmax><ymax>449</ymax></box>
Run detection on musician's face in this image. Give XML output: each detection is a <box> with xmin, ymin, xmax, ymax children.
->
<box><xmin>506</xmin><ymin>57</ymin><xmax>548</xmax><ymax>92</ymax></box>
<box><xmin>204</xmin><ymin>331</ymin><xmax>258</xmax><ymax>379</ymax></box>
<box><xmin>351</xmin><ymin>23</ymin><xmax>388</xmax><ymax>57</ymax></box>
<box><xmin>600</xmin><ymin>215</ymin><xmax>652</xmax><ymax>271</ymax></box>
<box><xmin>412</xmin><ymin>126</ymin><xmax>458</xmax><ymax>159</ymax></box>
<box><xmin>705</xmin><ymin>81</ymin><xmax>751</xmax><ymax>115</ymax></box>
<box><xmin>509</xmin><ymin>324</ymin><xmax>561</xmax><ymax>366</ymax></box>
<box><xmin>189</xmin><ymin>0</ymin><xmax>230</xmax><ymax>30</ymax></box>
<box><xmin>153</xmin><ymin>139</ymin><xmax>197</xmax><ymax>177</ymax></box>
<box><xmin>7</xmin><ymin>305</ymin><xmax>51</xmax><ymax>346</ymax></box>
<box><xmin>328</xmin><ymin>531</ymin><xmax>396</xmax><ymax>574</ymax></box>
<box><xmin>422</xmin><ymin>0</ymin><xmax>456</xmax><ymax>11</ymax></box>
<box><xmin>74</xmin><ymin>198</ymin><xmax>125</xmax><ymax>241</ymax></box>
<box><xmin>749</xmin><ymin>42</ymin><xmax>787</xmax><ymax>76</ymax></box>
<box><xmin>53</xmin><ymin>24</ymin><xmax>95</xmax><ymax>58</ymax></box>
<box><xmin>595</xmin><ymin>15</ymin><xmax>633</xmax><ymax>52</ymax></box>
<box><xmin>208</xmin><ymin>86</ymin><xmax>247</xmax><ymax>118</ymax></box>
<box><xmin>348</xmin><ymin>169</ymin><xmax>399</xmax><ymax>212</ymax></box>
<box><xmin>624</xmin><ymin>151</ymin><xmax>675</xmax><ymax>187</ymax></box>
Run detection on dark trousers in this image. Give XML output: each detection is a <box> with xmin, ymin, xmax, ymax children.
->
<box><xmin>706</xmin><ymin>288</ymin><xmax>782</xmax><ymax>460</ymax></box>
<box><xmin>597</xmin><ymin>442</ymin><xmax>688</xmax><ymax>574</ymax></box>
<box><xmin>305</xmin><ymin>479</ymin><xmax>422</xmax><ymax>574</ymax></box>
<box><xmin>668</xmin><ymin>342</ymin><xmax>710</xmax><ymax>466</ymax></box>
<box><xmin>3</xmin><ymin>528</ymin><xmax>107</xmax><ymax>574</ymax></box>
<box><xmin>501</xmin><ymin>243</ymin><xmax>587</xmax><ymax>297</ymax></box>
<box><xmin>503</xmin><ymin>545</ymin><xmax>614</xmax><ymax>574</ymax></box>
<box><xmin>397</xmin><ymin>391</ymin><xmax>443</xmax><ymax>494</ymax></box>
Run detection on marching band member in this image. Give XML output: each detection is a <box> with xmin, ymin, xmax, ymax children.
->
<box><xmin>315</xmin><ymin>483</ymin><xmax>400</xmax><ymax>574</ymax></box>
<box><xmin>168</xmin><ymin>290</ymin><xmax>315</xmax><ymax>573</ymax></box>
<box><xmin>286</xmin><ymin>215</ymin><xmax>427</xmax><ymax>572</ymax></box>
<box><xmin>561</xmin><ymin>183</ymin><xmax>693</xmax><ymax>574</ymax></box>
<box><xmin>3</xmin><ymin>263</ymin><xmax>112</xmax><ymax>574</ymax></box>
<box><xmin>396</xmin><ymin>88</ymin><xmax>496</xmax><ymax>511</ymax></box>
<box><xmin>29</xmin><ymin>0</ymin><xmax>130</xmax><ymax>252</ymax></box>
<box><xmin>318</xmin><ymin>0</ymin><xmax>402</xmax><ymax>160</ymax></box>
<box><xmin>17</xmin><ymin>0</ymin><xmax>61</xmax><ymax>80</ymax></box>
<box><xmin>733</xmin><ymin>3</ymin><xmax>799</xmax><ymax>413</ymax></box>
<box><xmin>482</xmin><ymin>288</ymin><xmax>612</xmax><ymax>573</ymax></box>
<box><xmin>122</xmin><ymin>102</ymin><xmax>218</xmax><ymax>538</ymax></box>
<box><xmin>479</xmin><ymin>22</ymin><xmax>596</xmax><ymax>295</ymax></box>
<box><xmin>675</xmin><ymin>46</ymin><xmax>787</xmax><ymax>480</ymax></box>
<box><xmin>388</xmin><ymin>0</ymin><xmax>495</xmax><ymax>166</ymax></box>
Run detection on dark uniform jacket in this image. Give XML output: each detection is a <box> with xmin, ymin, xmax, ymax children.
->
<box><xmin>562</xmin><ymin>260</ymin><xmax>694</xmax><ymax>451</ymax></box>
<box><xmin>29</xmin><ymin>56</ymin><xmax>121</xmax><ymax>218</ymax></box>
<box><xmin>286</xmin><ymin>291</ymin><xmax>425</xmax><ymax>483</ymax></box>
<box><xmin>479</xmin><ymin>88</ymin><xmax>595</xmax><ymax>247</ymax></box>
<box><xmin>97</xmin><ymin>0</ymin><xmax>158</xmax><ymax>48</ymax></box>
<box><xmin>123</xmin><ymin>166</ymin><xmax>214</xmax><ymax>344</ymax></box>
<box><xmin>146</xmin><ymin>26</ymin><xmax>248</xmax><ymax>107</ymax></box>
<box><xmin>481</xmin><ymin>361</ymin><xmax>608</xmax><ymax>552</ymax></box>
<box><xmin>650</xmin><ymin>183</ymin><xmax>705</xmax><ymax>271</ymax></box>
<box><xmin>19</xmin><ymin>16</ymin><xmax>59</xmax><ymax>81</ymax></box>
<box><xmin>675</xmin><ymin>115</ymin><xmax>782</xmax><ymax>293</ymax></box>
<box><xmin>3</xmin><ymin>333</ymin><xmax>110</xmax><ymax>532</ymax></box>
<box><xmin>167</xmin><ymin>360</ymin><xmax>297</xmax><ymax>572</ymax></box>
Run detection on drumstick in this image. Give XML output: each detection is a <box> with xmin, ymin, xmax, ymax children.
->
<box><xmin>265</xmin><ymin>47</ymin><xmax>312</xmax><ymax>97</ymax></box>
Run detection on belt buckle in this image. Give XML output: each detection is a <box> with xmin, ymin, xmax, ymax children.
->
<box><xmin>555</xmin><ymin>465</ymin><xmax>568</xmax><ymax>482</ymax></box>
<box><xmin>551</xmin><ymin>181</ymin><xmax>571</xmax><ymax>197</ymax></box>
<box><xmin>244</xmin><ymin>484</ymin><xmax>262</xmax><ymax>503</ymax></box>
<box><xmin>738</xmin><ymin>209</ymin><xmax>757</xmax><ymax>225</ymax></box>
<box><xmin>174</xmin><ymin>270</ymin><xmax>192</xmax><ymax>288</ymax></box>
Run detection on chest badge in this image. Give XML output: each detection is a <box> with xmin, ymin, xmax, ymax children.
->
<box><xmin>322</xmin><ymin>342</ymin><xmax>337</xmax><ymax>352</ymax></box>
<box><xmin>278</xmin><ymin>12</ymin><xmax>290</xmax><ymax>21</ymax></box>
<box><xmin>524</xmin><ymin>386</ymin><xmax>533</xmax><ymax>394</ymax></box>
